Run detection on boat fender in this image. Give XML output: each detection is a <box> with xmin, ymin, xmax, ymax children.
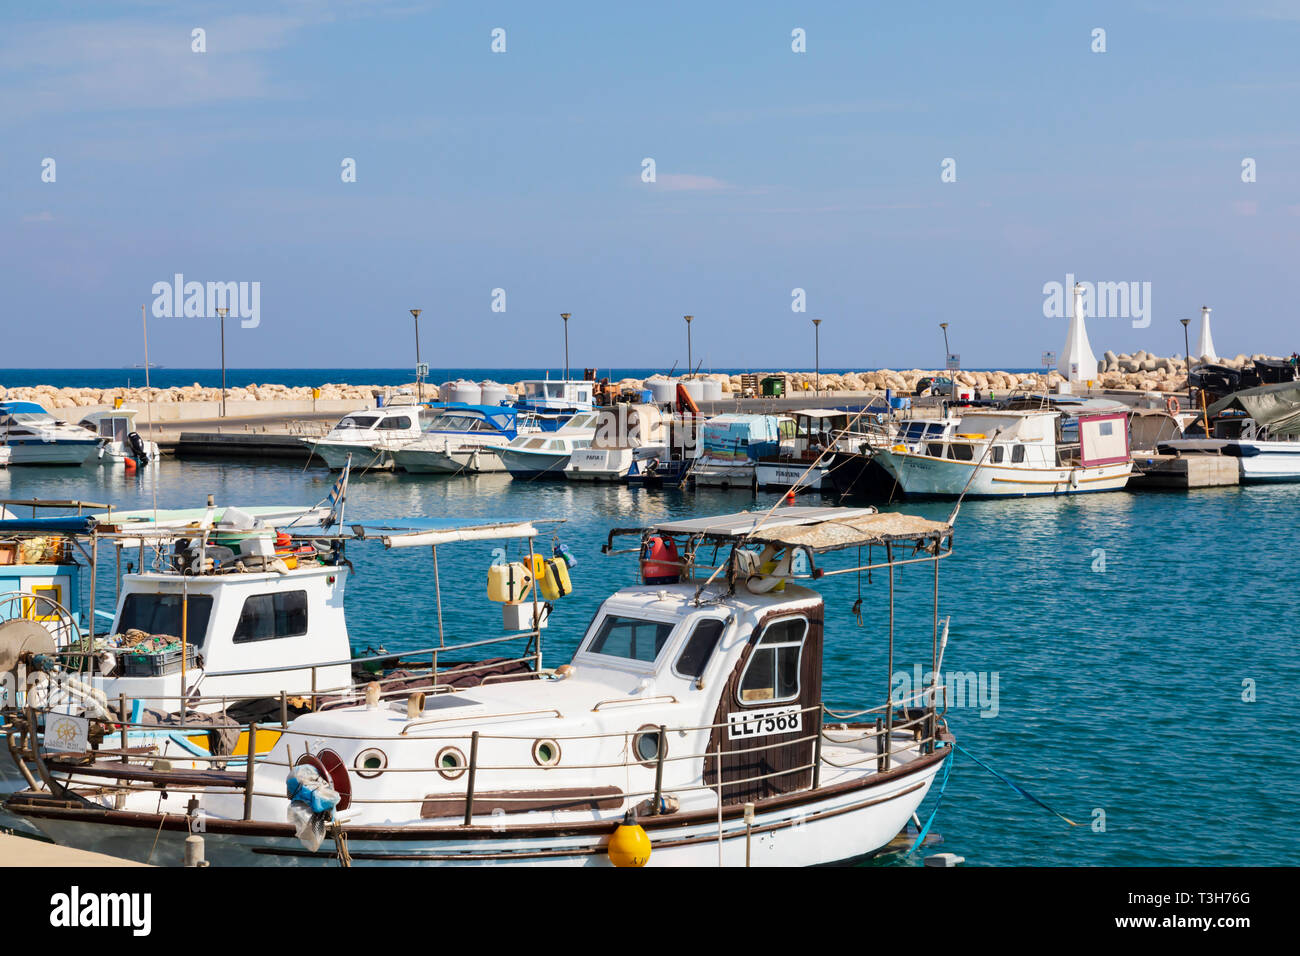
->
<box><xmin>607</xmin><ymin>810</ymin><xmax>651</xmax><ymax>867</ymax></box>
<box><xmin>640</xmin><ymin>535</ymin><xmax>680</xmax><ymax>584</ymax></box>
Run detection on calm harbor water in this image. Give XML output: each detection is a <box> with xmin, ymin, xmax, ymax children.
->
<box><xmin>2</xmin><ymin>459</ymin><xmax>1295</xmax><ymax>866</ymax></box>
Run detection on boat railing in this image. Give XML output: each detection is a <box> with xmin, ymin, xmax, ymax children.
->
<box><xmin>13</xmin><ymin>688</ymin><xmax>947</xmax><ymax>821</ymax></box>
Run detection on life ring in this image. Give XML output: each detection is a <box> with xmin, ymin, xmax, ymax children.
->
<box><xmin>1165</xmin><ymin>395</ymin><xmax>1180</xmax><ymax>415</ymax></box>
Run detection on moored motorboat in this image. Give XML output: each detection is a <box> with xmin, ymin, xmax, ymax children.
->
<box><xmin>391</xmin><ymin>406</ymin><xmax>542</xmax><ymax>475</ymax></box>
<box><xmin>691</xmin><ymin>414</ymin><xmax>785</xmax><ymax>489</ymax></box>
<box><xmin>306</xmin><ymin>398</ymin><xmax>437</xmax><ymax>471</ymax></box>
<box><xmin>500</xmin><ymin>411</ymin><xmax>599</xmax><ymax>479</ymax></box>
<box><xmin>0</xmin><ymin>402</ymin><xmax>102</xmax><ymax>466</ymax></box>
<box><xmin>75</xmin><ymin>408</ymin><xmax>160</xmax><ymax>465</ymax></box>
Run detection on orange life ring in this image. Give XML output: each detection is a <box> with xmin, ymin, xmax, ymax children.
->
<box><xmin>1166</xmin><ymin>395</ymin><xmax>1181</xmax><ymax>415</ymax></box>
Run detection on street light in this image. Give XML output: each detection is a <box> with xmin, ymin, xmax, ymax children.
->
<box><xmin>1180</xmin><ymin>317</ymin><xmax>1192</xmax><ymax>407</ymax></box>
<box><xmin>560</xmin><ymin>313</ymin><xmax>571</xmax><ymax>384</ymax></box>
<box><xmin>812</xmin><ymin>319</ymin><xmax>822</xmax><ymax>396</ymax></box>
<box><xmin>939</xmin><ymin>322</ymin><xmax>951</xmax><ymax>370</ymax></box>
<box><xmin>215</xmin><ymin>307</ymin><xmax>229</xmax><ymax>417</ymax></box>
<box><xmin>684</xmin><ymin>315</ymin><xmax>694</xmax><ymax>377</ymax></box>
<box><xmin>410</xmin><ymin>309</ymin><xmax>423</xmax><ymax>400</ymax></box>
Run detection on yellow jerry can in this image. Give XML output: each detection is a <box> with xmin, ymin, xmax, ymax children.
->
<box><xmin>487</xmin><ymin>562</ymin><xmax>533</xmax><ymax>603</ymax></box>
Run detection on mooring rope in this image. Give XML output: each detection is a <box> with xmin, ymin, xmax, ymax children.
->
<box><xmin>954</xmin><ymin>742</ymin><xmax>1080</xmax><ymax>827</ymax></box>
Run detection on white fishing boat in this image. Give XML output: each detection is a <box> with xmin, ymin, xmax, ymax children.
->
<box><xmin>0</xmin><ymin>402</ymin><xmax>102</xmax><ymax>466</ymax></box>
<box><xmin>753</xmin><ymin>410</ymin><xmax>854</xmax><ymax>492</ymax></box>
<box><xmin>390</xmin><ymin>406</ymin><xmax>543</xmax><ymax>475</ymax></box>
<box><xmin>306</xmin><ymin>399</ymin><xmax>436</xmax><ymax>471</ymax></box>
<box><xmin>75</xmin><ymin>408</ymin><xmax>160</xmax><ymax>465</ymax></box>
<box><xmin>7</xmin><ymin>507</ymin><xmax>959</xmax><ymax>868</ymax></box>
<box><xmin>499</xmin><ymin>411</ymin><xmax>600</xmax><ymax>479</ymax></box>
<box><xmin>871</xmin><ymin>409</ymin><xmax>1133</xmax><ymax>497</ymax></box>
<box><xmin>566</xmin><ymin>404</ymin><xmax>668</xmax><ymax>482</ymax></box>
<box><xmin>691</xmin><ymin>414</ymin><xmax>786</xmax><ymax>489</ymax></box>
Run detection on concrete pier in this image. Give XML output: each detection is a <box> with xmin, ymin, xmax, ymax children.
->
<box><xmin>0</xmin><ymin>832</ymin><xmax>149</xmax><ymax>867</ymax></box>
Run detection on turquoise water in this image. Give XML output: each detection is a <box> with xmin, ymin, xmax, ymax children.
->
<box><xmin>2</xmin><ymin>460</ymin><xmax>1295</xmax><ymax>866</ymax></box>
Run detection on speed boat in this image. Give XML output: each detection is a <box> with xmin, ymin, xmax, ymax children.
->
<box><xmin>500</xmin><ymin>411</ymin><xmax>600</xmax><ymax>479</ymax></box>
<box><xmin>0</xmin><ymin>402</ymin><xmax>102</xmax><ymax>466</ymax></box>
<box><xmin>306</xmin><ymin>399</ymin><xmax>437</xmax><ymax>471</ymax></box>
<box><xmin>390</xmin><ymin>406</ymin><xmax>543</xmax><ymax>474</ymax></box>
<box><xmin>75</xmin><ymin>408</ymin><xmax>160</xmax><ymax>465</ymax></box>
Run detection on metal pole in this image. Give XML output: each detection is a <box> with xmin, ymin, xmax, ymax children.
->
<box><xmin>243</xmin><ymin>722</ymin><xmax>258</xmax><ymax>820</ymax></box>
<box><xmin>432</xmin><ymin>545</ymin><xmax>444</xmax><ymax>647</ymax></box>
<box><xmin>812</xmin><ymin>318</ymin><xmax>822</xmax><ymax>396</ymax></box>
<box><xmin>217</xmin><ymin>308</ymin><xmax>228</xmax><ymax>417</ymax></box>
<box><xmin>463</xmin><ymin>731</ymin><xmax>480</xmax><ymax>826</ymax></box>
<box><xmin>885</xmin><ymin>542</ymin><xmax>894</xmax><ymax>771</ymax></box>
<box><xmin>651</xmin><ymin>724</ymin><xmax>666</xmax><ymax>813</ymax></box>
<box><xmin>684</xmin><ymin>315</ymin><xmax>693</xmax><ymax>378</ymax></box>
<box><xmin>411</xmin><ymin>309</ymin><xmax>423</xmax><ymax>401</ymax></box>
<box><xmin>1181</xmin><ymin>318</ymin><xmax>1192</xmax><ymax>408</ymax></box>
<box><xmin>560</xmin><ymin>313</ymin><xmax>571</xmax><ymax>384</ymax></box>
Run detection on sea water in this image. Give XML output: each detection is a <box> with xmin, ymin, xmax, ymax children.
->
<box><xmin>1</xmin><ymin>459</ymin><xmax>1295</xmax><ymax>866</ymax></box>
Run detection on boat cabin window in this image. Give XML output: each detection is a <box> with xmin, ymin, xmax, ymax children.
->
<box><xmin>586</xmin><ymin>615</ymin><xmax>674</xmax><ymax>664</ymax></box>
<box><xmin>990</xmin><ymin>445</ymin><xmax>1004</xmax><ymax>463</ymax></box>
<box><xmin>1011</xmin><ymin>445</ymin><xmax>1025</xmax><ymax>463</ymax></box>
<box><xmin>338</xmin><ymin>416</ymin><xmax>379</xmax><ymax>429</ymax></box>
<box><xmin>118</xmin><ymin>594</ymin><xmax>214</xmax><ymax>647</ymax></box>
<box><xmin>376</xmin><ymin>416</ymin><xmax>412</xmax><ymax>430</ymax></box>
<box><xmin>738</xmin><ymin>618</ymin><xmax>806</xmax><ymax>704</ymax></box>
<box><xmin>926</xmin><ymin>442</ymin><xmax>945</xmax><ymax>457</ymax></box>
<box><xmin>233</xmin><ymin>590</ymin><xmax>309</xmax><ymax>644</ymax></box>
<box><xmin>947</xmin><ymin>443</ymin><xmax>974</xmax><ymax>462</ymax></box>
<box><xmin>673</xmin><ymin>618</ymin><xmax>726</xmax><ymax>680</ymax></box>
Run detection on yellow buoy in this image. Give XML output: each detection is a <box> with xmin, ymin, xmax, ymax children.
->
<box><xmin>607</xmin><ymin>811</ymin><xmax>651</xmax><ymax>867</ymax></box>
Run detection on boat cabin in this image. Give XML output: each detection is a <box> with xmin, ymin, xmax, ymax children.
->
<box><xmin>517</xmin><ymin>379</ymin><xmax>596</xmax><ymax>412</ymax></box>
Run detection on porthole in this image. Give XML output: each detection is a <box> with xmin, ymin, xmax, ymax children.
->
<box><xmin>436</xmin><ymin>745</ymin><xmax>467</xmax><ymax>780</ymax></box>
<box><xmin>632</xmin><ymin>725</ymin><xmax>665</xmax><ymax>767</ymax></box>
<box><xmin>532</xmin><ymin>738</ymin><xmax>561</xmax><ymax>767</ymax></box>
<box><xmin>354</xmin><ymin>747</ymin><xmax>388</xmax><ymax>779</ymax></box>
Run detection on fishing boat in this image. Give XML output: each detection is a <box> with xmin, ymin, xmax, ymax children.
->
<box><xmin>0</xmin><ymin>498</ymin><xmax>349</xmax><ymax>833</ymax></box>
<box><xmin>0</xmin><ymin>402</ymin><xmax>102</xmax><ymax>466</ymax></box>
<box><xmin>753</xmin><ymin>410</ymin><xmax>854</xmax><ymax>493</ymax></box>
<box><xmin>691</xmin><ymin>414</ymin><xmax>786</xmax><ymax>489</ymax></box>
<box><xmin>499</xmin><ymin>411</ymin><xmax>600</xmax><ymax>479</ymax></box>
<box><xmin>5</xmin><ymin>506</ymin><xmax>958</xmax><ymax>867</ymax></box>
<box><xmin>565</xmin><ymin>404</ymin><xmax>668</xmax><ymax>482</ymax></box>
<box><xmin>390</xmin><ymin>406</ymin><xmax>543</xmax><ymax>475</ymax></box>
<box><xmin>825</xmin><ymin>416</ymin><xmax>960</xmax><ymax>500</ymax></box>
<box><xmin>75</xmin><ymin>408</ymin><xmax>160</xmax><ymax>465</ymax></box>
<box><xmin>306</xmin><ymin>398</ymin><xmax>438</xmax><ymax>471</ymax></box>
<box><xmin>871</xmin><ymin>408</ymin><xmax>1132</xmax><ymax>497</ymax></box>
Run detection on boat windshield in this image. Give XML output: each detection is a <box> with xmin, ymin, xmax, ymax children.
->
<box><xmin>585</xmin><ymin>615</ymin><xmax>675</xmax><ymax>663</ymax></box>
<box><xmin>565</xmin><ymin>412</ymin><xmax>599</xmax><ymax>429</ymax></box>
<box><xmin>3</xmin><ymin>412</ymin><xmax>58</xmax><ymax>426</ymax></box>
<box><xmin>337</xmin><ymin>416</ymin><xmax>379</xmax><ymax>429</ymax></box>
<box><xmin>428</xmin><ymin>414</ymin><xmax>486</xmax><ymax>432</ymax></box>
<box><xmin>116</xmin><ymin>593</ymin><xmax>214</xmax><ymax>647</ymax></box>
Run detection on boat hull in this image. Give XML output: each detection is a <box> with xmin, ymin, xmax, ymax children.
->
<box><xmin>691</xmin><ymin>461</ymin><xmax>756</xmax><ymax>490</ymax></box>
<box><xmin>754</xmin><ymin>460</ymin><xmax>828</xmax><ymax>492</ymax></box>
<box><xmin>9</xmin><ymin>750</ymin><xmax>944</xmax><ymax>867</ymax></box>
<box><xmin>393</xmin><ymin>446</ymin><xmax>508</xmax><ymax>474</ymax></box>
<box><xmin>1235</xmin><ymin>441</ymin><xmax>1300</xmax><ymax>482</ymax></box>
<box><xmin>2</xmin><ymin>440</ymin><xmax>100</xmax><ymax>466</ymax></box>
<box><xmin>308</xmin><ymin>440</ymin><xmax>392</xmax><ymax>471</ymax></box>
<box><xmin>873</xmin><ymin>450</ymin><xmax>1132</xmax><ymax>497</ymax></box>
<box><xmin>500</xmin><ymin>450</ymin><xmax>572</xmax><ymax>480</ymax></box>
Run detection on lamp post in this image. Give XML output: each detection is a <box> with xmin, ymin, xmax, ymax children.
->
<box><xmin>939</xmin><ymin>322</ymin><xmax>951</xmax><ymax>371</ymax></box>
<box><xmin>560</xmin><ymin>313</ymin><xmax>571</xmax><ymax>383</ymax></box>
<box><xmin>812</xmin><ymin>318</ymin><xmax>822</xmax><ymax>396</ymax></box>
<box><xmin>684</xmin><ymin>315</ymin><xmax>694</xmax><ymax>377</ymax></box>
<box><xmin>1180</xmin><ymin>317</ymin><xmax>1192</xmax><ymax>407</ymax></box>
<box><xmin>410</xmin><ymin>309</ymin><xmax>423</xmax><ymax>400</ymax></box>
<box><xmin>215</xmin><ymin>307</ymin><xmax>229</xmax><ymax>417</ymax></box>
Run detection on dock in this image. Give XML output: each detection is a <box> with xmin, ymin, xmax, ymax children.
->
<box><xmin>0</xmin><ymin>832</ymin><xmax>150</xmax><ymax>867</ymax></box>
<box><xmin>1129</xmin><ymin>453</ymin><xmax>1240</xmax><ymax>489</ymax></box>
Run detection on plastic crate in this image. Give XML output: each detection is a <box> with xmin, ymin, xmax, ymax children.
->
<box><xmin>121</xmin><ymin>645</ymin><xmax>198</xmax><ymax>677</ymax></box>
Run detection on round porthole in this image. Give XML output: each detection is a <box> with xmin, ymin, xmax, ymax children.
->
<box><xmin>633</xmin><ymin>725</ymin><xmax>665</xmax><ymax>767</ymax></box>
<box><xmin>354</xmin><ymin>747</ymin><xmax>387</xmax><ymax>779</ymax></box>
<box><xmin>436</xmin><ymin>745</ymin><xmax>467</xmax><ymax>780</ymax></box>
<box><xmin>532</xmin><ymin>738</ymin><xmax>561</xmax><ymax>767</ymax></box>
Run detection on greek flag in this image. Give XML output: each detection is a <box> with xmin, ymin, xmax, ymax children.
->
<box><xmin>323</xmin><ymin>454</ymin><xmax>351</xmax><ymax>529</ymax></box>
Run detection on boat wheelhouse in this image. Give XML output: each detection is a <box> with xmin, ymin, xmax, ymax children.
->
<box><xmin>390</xmin><ymin>405</ymin><xmax>543</xmax><ymax>474</ymax></box>
<box><xmin>7</xmin><ymin>507</ymin><xmax>959</xmax><ymax>868</ymax></box>
<box><xmin>0</xmin><ymin>402</ymin><xmax>102</xmax><ymax>466</ymax></box>
<box><xmin>871</xmin><ymin>409</ymin><xmax>1133</xmax><ymax>497</ymax></box>
<box><xmin>75</xmin><ymin>408</ymin><xmax>160</xmax><ymax>465</ymax></box>
<box><xmin>515</xmin><ymin>379</ymin><xmax>596</xmax><ymax>414</ymax></box>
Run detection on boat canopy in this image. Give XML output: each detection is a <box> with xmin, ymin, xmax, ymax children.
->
<box><xmin>701</xmin><ymin>414</ymin><xmax>781</xmax><ymax>459</ymax></box>
<box><xmin>608</xmin><ymin>506</ymin><xmax>951</xmax><ymax>553</ymax></box>
<box><xmin>0</xmin><ymin>401</ymin><xmax>49</xmax><ymax>415</ymax></box>
<box><xmin>1208</xmin><ymin>381</ymin><xmax>1300</xmax><ymax>436</ymax></box>
<box><xmin>351</xmin><ymin>517</ymin><xmax>562</xmax><ymax>548</ymax></box>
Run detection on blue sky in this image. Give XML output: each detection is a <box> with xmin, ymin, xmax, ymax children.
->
<box><xmin>3</xmin><ymin>1</ymin><xmax>1299</xmax><ymax>371</ymax></box>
